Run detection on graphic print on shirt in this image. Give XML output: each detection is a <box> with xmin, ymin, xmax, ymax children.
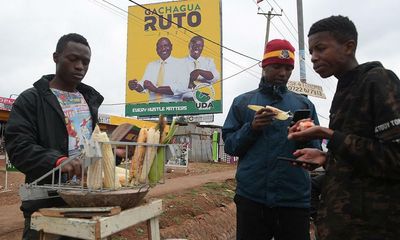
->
<box><xmin>51</xmin><ymin>89</ymin><xmax>92</xmax><ymax>156</ymax></box>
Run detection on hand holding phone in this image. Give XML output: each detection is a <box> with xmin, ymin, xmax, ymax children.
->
<box><xmin>290</xmin><ymin>109</ymin><xmax>311</xmax><ymax>127</ymax></box>
<box><xmin>277</xmin><ymin>156</ymin><xmax>320</xmax><ymax>169</ymax></box>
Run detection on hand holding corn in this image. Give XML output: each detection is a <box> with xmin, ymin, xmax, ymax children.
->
<box><xmin>251</xmin><ymin>107</ymin><xmax>277</xmax><ymax>130</ymax></box>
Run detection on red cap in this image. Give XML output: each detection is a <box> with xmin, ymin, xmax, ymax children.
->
<box><xmin>262</xmin><ymin>39</ymin><xmax>295</xmax><ymax>68</ymax></box>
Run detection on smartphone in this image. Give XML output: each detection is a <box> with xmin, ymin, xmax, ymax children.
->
<box><xmin>277</xmin><ymin>156</ymin><xmax>319</xmax><ymax>168</ymax></box>
<box><xmin>290</xmin><ymin>109</ymin><xmax>311</xmax><ymax>126</ymax></box>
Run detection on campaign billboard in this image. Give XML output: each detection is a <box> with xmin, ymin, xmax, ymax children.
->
<box><xmin>125</xmin><ymin>0</ymin><xmax>222</xmax><ymax>117</ymax></box>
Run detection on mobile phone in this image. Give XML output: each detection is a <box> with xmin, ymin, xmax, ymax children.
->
<box><xmin>277</xmin><ymin>156</ymin><xmax>319</xmax><ymax>168</ymax></box>
<box><xmin>290</xmin><ymin>109</ymin><xmax>311</xmax><ymax>126</ymax></box>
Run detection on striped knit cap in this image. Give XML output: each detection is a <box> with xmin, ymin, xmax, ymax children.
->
<box><xmin>262</xmin><ymin>39</ymin><xmax>295</xmax><ymax>67</ymax></box>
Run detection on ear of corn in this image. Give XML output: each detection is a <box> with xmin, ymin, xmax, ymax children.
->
<box><xmin>87</xmin><ymin>126</ymin><xmax>103</xmax><ymax>190</ymax></box>
<box><xmin>265</xmin><ymin>106</ymin><xmax>290</xmax><ymax>120</ymax></box>
<box><xmin>87</xmin><ymin>158</ymin><xmax>103</xmax><ymax>190</ymax></box>
<box><xmin>247</xmin><ymin>104</ymin><xmax>264</xmax><ymax>112</ymax></box>
<box><xmin>115</xmin><ymin>166</ymin><xmax>130</xmax><ymax>186</ymax></box>
<box><xmin>138</xmin><ymin>128</ymin><xmax>160</xmax><ymax>183</ymax></box>
<box><xmin>148</xmin><ymin>118</ymin><xmax>178</xmax><ymax>184</ymax></box>
<box><xmin>247</xmin><ymin>105</ymin><xmax>290</xmax><ymax>120</ymax></box>
<box><xmin>130</xmin><ymin>127</ymin><xmax>148</xmax><ymax>184</ymax></box>
<box><xmin>91</xmin><ymin>125</ymin><xmax>121</xmax><ymax>190</ymax></box>
<box><xmin>148</xmin><ymin>116</ymin><xmax>167</xmax><ymax>185</ymax></box>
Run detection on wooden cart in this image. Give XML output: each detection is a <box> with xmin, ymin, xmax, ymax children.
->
<box><xmin>31</xmin><ymin>199</ymin><xmax>162</xmax><ymax>240</ymax></box>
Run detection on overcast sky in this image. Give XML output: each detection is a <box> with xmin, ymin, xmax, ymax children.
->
<box><xmin>1</xmin><ymin>0</ymin><xmax>399</xmax><ymax>127</ymax></box>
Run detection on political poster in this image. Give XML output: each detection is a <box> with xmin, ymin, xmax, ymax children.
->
<box><xmin>125</xmin><ymin>0</ymin><xmax>222</xmax><ymax>117</ymax></box>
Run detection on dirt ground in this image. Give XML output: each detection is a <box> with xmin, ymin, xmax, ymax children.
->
<box><xmin>116</xmin><ymin>179</ymin><xmax>236</xmax><ymax>240</ymax></box>
<box><xmin>0</xmin><ymin>159</ymin><xmax>237</xmax><ymax>239</ymax></box>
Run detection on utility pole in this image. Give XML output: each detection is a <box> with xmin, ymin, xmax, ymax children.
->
<box><xmin>258</xmin><ymin>8</ymin><xmax>282</xmax><ymax>47</ymax></box>
<box><xmin>296</xmin><ymin>0</ymin><xmax>306</xmax><ymax>83</ymax></box>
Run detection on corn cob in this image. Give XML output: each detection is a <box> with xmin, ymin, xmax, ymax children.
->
<box><xmin>130</xmin><ymin>127</ymin><xmax>148</xmax><ymax>184</ymax></box>
<box><xmin>91</xmin><ymin>125</ymin><xmax>121</xmax><ymax>189</ymax></box>
<box><xmin>87</xmin><ymin>159</ymin><xmax>102</xmax><ymax>190</ymax></box>
<box><xmin>87</xmin><ymin>126</ymin><xmax>103</xmax><ymax>190</ymax></box>
<box><xmin>115</xmin><ymin>166</ymin><xmax>130</xmax><ymax>186</ymax></box>
<box><xmin>247</xmin><ymin>105</ymin><xmax>291</xmax><ymax>120</ymax></box>
<box><xmin>149</xmin><ymin>118</ymin><xmax>178</xmax><ymax>184</ymax></box>
<box><xmin>138</xmin><ymin>127</ymin><xmax>160</xmax><ymax>183</ymax></box>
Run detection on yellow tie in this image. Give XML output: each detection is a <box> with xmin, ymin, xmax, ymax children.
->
<box><xmin>156</xmin><ymin>61</ymin><xmax>165</xmax><ymax>101</ymax></box>
<box><xmin>193</xmin><ymin>60</ymin><xmax>200</xmax><ymax>86</ymax></box>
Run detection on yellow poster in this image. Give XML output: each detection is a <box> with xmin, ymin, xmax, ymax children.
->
<box><xmin>125</xmin><ymin>0</ymin><xmax>222</xmax><ymax>116</ymax></box>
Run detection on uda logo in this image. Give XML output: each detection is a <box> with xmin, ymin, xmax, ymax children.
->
<box><xmin>193</xmin><ymin>83</ymin><xmax>215</xmax><ymax>110</ymax></box>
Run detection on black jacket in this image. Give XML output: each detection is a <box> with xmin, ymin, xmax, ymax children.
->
<box><xmin>5</xmin><ymin>74</ymin><xmax>104</xmax><ymax>184</ymax></box>
<box><xmin>5</xmin><ymin>74</ymin><xmax>103</xmax><ymax>217</ymax></box>
<box><xmin>317</xmin><ymin>62</ymin><xmax>400</xmax><ymax>239</ymax></box>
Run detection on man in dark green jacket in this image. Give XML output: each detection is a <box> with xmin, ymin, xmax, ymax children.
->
<box><xmin>223</xmin><ymin>39</ymin><xmax>321</xmax><ymax>240</ymax></box>
<box><xmin>5</xmin><ymin>33</ymin><xmax>103</xmax><ymax>240</ymax></box>
<box><xmin>289</xmin><ymin>15</ymin><xmax>400</xmax><ymax>239</ymax></box>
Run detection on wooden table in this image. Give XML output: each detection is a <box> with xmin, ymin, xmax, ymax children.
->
<box><xmin>30</xmin><ymin>199</ymin><xmax>162</xmax><ymax>240</ymax></box>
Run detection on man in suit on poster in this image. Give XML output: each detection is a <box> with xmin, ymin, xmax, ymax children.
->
<box><xmin>128</xmin><ymin>37</ymin><xmax>188</xmax><ymax>103</ymax></box>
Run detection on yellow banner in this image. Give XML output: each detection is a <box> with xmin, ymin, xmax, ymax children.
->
<box><xmin>126</xmin><ymin>0</ymin><xmax>222</xmax><ymax>116</ymax></box>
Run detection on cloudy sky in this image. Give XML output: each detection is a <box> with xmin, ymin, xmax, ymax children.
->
<box><xmin>1</xmin><ymin>0</ymin><xmax>399</xmax><ymax>127</ymax></box>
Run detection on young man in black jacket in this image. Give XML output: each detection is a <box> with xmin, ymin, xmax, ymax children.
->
<box><xmin>5</xmin><ymin>33</ymin><xmax>104</xmax><ymax>240</ymax></box>
<box><xmin>288</xmin><ymin>15</ymin><xmax>400</xmax><ymax>239</ymax></box>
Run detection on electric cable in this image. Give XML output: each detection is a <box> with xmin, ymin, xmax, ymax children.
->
<box><xmin>125</xmin><ymin>0</ymin><xmax>260</xmax><ymax>62</ymax></box>
<box><xmin>102</xmin><ymin>61</ymin><xmax>260</xmax><ymax>106</ymax></box>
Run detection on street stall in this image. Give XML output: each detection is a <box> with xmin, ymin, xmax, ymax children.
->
<box><xmin>20</xmin><ymin>118</ymin><xmax>177</xmax><ymax>239</ymax></box>
<box><xmin>22</xmin><ymin>119</ymin><xmax>178</xmax><ymax>239</ymax></box>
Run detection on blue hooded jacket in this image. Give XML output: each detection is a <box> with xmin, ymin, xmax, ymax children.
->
<box><xmin>222</xmin><ymin>79</ymin><xmax>321</xmax><ymax>208</ymax></box>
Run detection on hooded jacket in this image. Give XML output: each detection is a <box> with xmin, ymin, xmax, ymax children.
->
<box><xmin>317</xmin><ymin>62</ymin><xmax>400</xmax><ymax>239</ymax></box>
<box><xmin>5</xmin><ymin>74</ymin><xmax>103</xmax><ymax>216</ymax></box>
<box><xmin>222</xmin><ymin>78</ymin><xmax>321</xmax><ymax>208</ymax></box>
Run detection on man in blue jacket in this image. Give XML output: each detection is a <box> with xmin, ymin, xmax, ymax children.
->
<box><xmin>222</xmin><ymin>39</ymin><xmax>321</xmax><ymax>240</ymax></box>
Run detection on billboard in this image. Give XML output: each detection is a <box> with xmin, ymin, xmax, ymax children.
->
<box><xmin>125</xmin><ymin>0</ymin><xmax>222</xmax><ymax>117</ymax></box>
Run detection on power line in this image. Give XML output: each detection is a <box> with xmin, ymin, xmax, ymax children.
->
<box><xmin>90</xmin><ymin>0</ymin><xmax>126</xmax><ymax>20</ymax></box>
<box><xmin>123</xmin><ymin>0</ymin><xmax>260</xmax><ymax>62</ymax></box>
<box><xmin>96</xmin><ymin>0</ymin><xmax>262</xmax><ymax>81</ymax></box>
<box><xmin>255</xmin><ymin>0</ymin><xmax>331</xmax><ymax>120</ymax></box>
<box><xmin>224</xmin><ymin>58</ymin><xmax>260</xmax><ymax>79</ymax></box>
<box><xmin>97</xmin><ymin>0</ymin><xmax>330</xmax><ymax>121</ymax></box>
<box><xmin>271</xmin><ymin>0</ymin><xmax>298</xmax><ymax>34</ymax></box>
<box><xmin>255</xmin><ymin>0</ymin><xmax>335</xmax><ymax>95</ymax></box>
<box><xmin>267</xmin><ymin>1</ymin><xmax>337</xmax><ymax>92</ymax></box>
<box><xmin>223</xmin><ymin>62</ymin><xmax>261</xmax><ymax>81</ymax></box>
<box><xmin>264</xmin><ymin>1</ymin><xmax>298</xmax><ymax>43</ymax></box>
<box><xmin>93</xmin><ymin>0</ymin><xmax>265</xmax><ymax>104</ymax></box>
<box><xmin>98</xmin><ymin>0</ymin><xmax>260</xmax><ymax>74</ymax></box>
<box><xmin>102</xmin><ymin>61</ymin><xmax>260</xmax><ymax>106</ymax></box>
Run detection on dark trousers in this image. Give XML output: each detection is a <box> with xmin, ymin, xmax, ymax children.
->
<box><xmin>23</xmin><ymin>217</ymin><xmax>39</xmax><ymax>240</ymax></box>
<box><xmin>234</xmin><ymin>194</ymin><xmax>310</xmax><ymax>240</ymax></box>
